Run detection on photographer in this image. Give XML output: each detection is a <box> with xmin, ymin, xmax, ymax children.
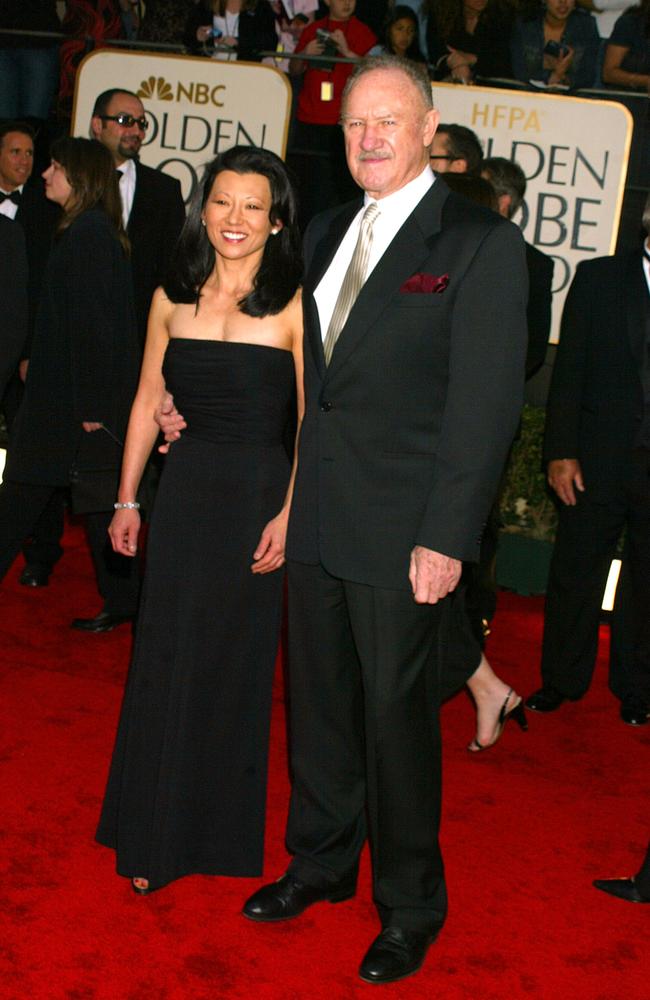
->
<box><xmin>288</xmin><ymin>0</ymin><xmax>375</xmax><ymax>227</ymax></box>
<box><xmin>511</xmin><ymin>0</ymin><xmax>599</xmax><ymax>90</ymax></box>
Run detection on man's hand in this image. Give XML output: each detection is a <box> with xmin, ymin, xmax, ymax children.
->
<box><xmin>82</xmin><ymin>421</ymin><xmax>102</xmax><ymax>432</ymax></box>
<box><xmin>547</xmin><ymin>458</ymin><xmax>584</xmax><ymax>505</ymax></box>
<box><xmin>408</xmin><ymin>546</ymin><xmax>462</xmax><ymax>604</ymax></box>
<box><xmin>155</xmin><ymin>391</ymin><xmax>187</xmax><ymax>454</ymax></box>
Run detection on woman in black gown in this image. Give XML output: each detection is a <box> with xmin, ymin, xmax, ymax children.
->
<box><xmin>96</xmin><ymin>146</ymin><xmax>304</xmax><ymax>894</ymax></box>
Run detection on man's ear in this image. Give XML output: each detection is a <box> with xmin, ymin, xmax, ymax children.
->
<box><xmin>90</xmin><ymin>115</ymin><xmax>102</xmax><ymax>141</ymax></box>
<box><xmin>423</xmin><ymin>108</ymin><xmax>440</xmax><ymax>149</ymax></box>
<box><xmin>497</xmin><ymin>193</ymin><xmax>512</xmax><ymax>219</ymax></box>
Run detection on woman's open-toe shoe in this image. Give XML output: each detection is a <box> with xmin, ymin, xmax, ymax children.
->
<box><xmin>131</xmin><ymin>877</ymin><xmax>159</xmax><ymax>896</ymax></box>
<box><xmin>468</xmin><ymin>688</ymin><xmax>528</xmax><ymax>753</ymax></box>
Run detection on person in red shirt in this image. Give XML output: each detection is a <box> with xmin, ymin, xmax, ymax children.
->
<box><xmin>288</xmin><ymin>0</ymin><xmax>375</xmax><ymax>226</ymax></box>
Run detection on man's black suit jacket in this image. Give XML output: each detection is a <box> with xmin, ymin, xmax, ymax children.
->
<box><xmin>525</xmin><ymin>241</ymin><xmax>553</xmax><ymax>379</ymax></box>
<box><xmin>0</xmin><ymin>216</ymin><xmax>28</xmax><ymax>398</ymax></box>
<box><xmin>128</xmin><ymin>161</ymin><xmax>185</xmax><ymax>340</ymax></box>
<box><xmin>14</xmin><ymin>176</ymin><xmax>61</xmax><ymax>357</ymax></box>
<box><xmin>287</xmin><ymin>180</ymin><xmax>528</xmax><ymax>591</ymax></box>
<box><xmin>543</xmin><ymin>252</ymin><xmax>646</xmax><ymax>497</ymax></box>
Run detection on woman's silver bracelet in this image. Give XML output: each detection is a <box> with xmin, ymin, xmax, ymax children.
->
<box><xmin>114</xmin><ymin>501</ymin><xmax>141</xmax><ymax>510</ymax></box>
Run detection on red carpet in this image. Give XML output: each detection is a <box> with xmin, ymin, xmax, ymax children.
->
<box><xmin>1</xmin><ymin>520</ymin><xmax>648</xmax><ymax>1000</ymax></box>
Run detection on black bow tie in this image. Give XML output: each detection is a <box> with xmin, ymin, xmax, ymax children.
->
<box><xmin>0</xmin><ymin>190</ymin><xmax>21</xmax><ymax>205</ymax></box>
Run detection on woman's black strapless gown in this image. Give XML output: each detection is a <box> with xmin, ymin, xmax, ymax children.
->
<box><xmin>96</xmin><ymin>339</ymin><xmax>294</xmax><ymax>888</ymax></box>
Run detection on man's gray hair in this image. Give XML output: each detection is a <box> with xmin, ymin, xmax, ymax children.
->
<box><xmin>341</xmin><ymin>54</ymin><xmax>434</xmax><ymax>116</ymax></box>
<box><xmin>643</xmin><ymin>191</ymin><xmax>650</xmax><ymax>237</ymax></box>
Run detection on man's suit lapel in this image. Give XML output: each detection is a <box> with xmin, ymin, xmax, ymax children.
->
<box><xmin>625</xmin><ymin>252</ymin><xmax>648</xmax><ymax>369</ymax></box>
<box><xmin>304</xmin><ymin>200</ymin><xmax>360</xmax><ymax>380</ymax></box>
<box><xmin>325</xmin><ymin>181</ymin><xmax>448</xmax><ymax>379</ymax></box>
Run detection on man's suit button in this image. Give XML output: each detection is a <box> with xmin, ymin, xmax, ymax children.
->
<box><xmin>320</xmin><ymin>400</ymin><xmax>333</xmax><ymax>412</ymax></box>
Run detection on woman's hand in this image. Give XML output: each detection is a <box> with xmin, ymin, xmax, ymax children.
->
<box><xmin>109</xmin><ymin>508</ymin><xmax>141</xmax><ymax>556</ymax></box>
<box><xmin>545</xmin><ymin>46</ymin><xmax>574</xmax><ymax>84</ymax></box>
<box><xmin>251</xmin><ymin>509</ymin><xmax>288</xmax><ymax>574</ymax></box>
<box><xmin>446</xmin><ymin>46</ymin><xmax>477</xmax><ymax>82</ymax></box>
<box><xmin>82</xmin><ymin>421</ymin><xmax>102</xmax><ymax>432</ymax></box>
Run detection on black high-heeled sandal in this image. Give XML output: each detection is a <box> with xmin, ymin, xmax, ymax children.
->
<box><xmin>468</xmin><ymin>688</ymin><xmax>528</xmax><ymax>753</ymax></box>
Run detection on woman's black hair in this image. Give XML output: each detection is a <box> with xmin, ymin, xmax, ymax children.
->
<box><xmin>164</xmin><ymin>145</ymin><xmax>302</xmax><ymax>317</ymax></box>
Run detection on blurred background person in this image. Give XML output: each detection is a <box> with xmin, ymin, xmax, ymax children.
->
<box><xmin>137</xmin><ymin>0</ymin><xmax>196</xmax><ymax>45</ymax></box>
<box><xmin>268</xmin><ymin>1</ymin><xmax>318</xmax><ymax>73</ymax></box>
<box><xmin>288</xmin><ymin>0</ymin><xmax>376</xmax><ymax>228</ymax></box>
<box><xmin>370</xmin><ymin>4</ymin><xmax>428</xmax><ymax>63</ymax></box>
<box><xmin>526</xmin><ymin>196</ymin><xmax>650</xmax><ymax>728</ymax></box>
<box><xmin>602</xmin><ymin>0</ymin><xmax>650</xmax><ymax>88</ymax></box>
<box><xmin>423</xmin><ymin>0</ymin><xmax>514</xmax><ymax>83</ymax></box>
<box><xmin>429</xmin><ymin>122</ymin><xmax>484</xmax><ymax>174</ymax></box>
<box><xmin>0</xmin><ymin>1</ymin><xmax>62</xmax><ymax>124</ymax></box>
<box><xmin>0</xmin><ymin>137</ymin><xmax>140</xmax><ymax>629</ymax></box>
<box><xmin>511</xmin><ymin>0</ymin><xmax>599</xmax><ymax>90</ymax></box>
<box><xmin>184</xmin><ymin>0</ymin><xmax>277</xmax><ymax>61</ymax></box>
<box><xmin>0</xmin><ymin>121</ymin><xmax>63</xmax><ymax>589</ymax></box>
<box><xmin>0</xmin><ymin>217</ymin><xmax>28</xmax><ymax>403</ymax></box>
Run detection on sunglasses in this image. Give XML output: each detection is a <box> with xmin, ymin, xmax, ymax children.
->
<box><xmin>100</xmin><ymin>113</ymin><xmax>149</xmax><ymax>131</ymax></box>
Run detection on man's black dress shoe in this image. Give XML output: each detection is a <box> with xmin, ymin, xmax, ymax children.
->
<box><xmin>619</xmin><ymin>697</ymin><xmax>649</xmax><ymax>726</ymax></box>
<box><xmin>358</xmin><ymin>927</ymin><xmax>439</xmax><ymax>984</ymax></box>
<box><xmin>593</xmin><ymin>877</ymin><xmax>650</xmax><ymax>903</ymax></box>
<box><xmin>242</xmin><ymin>873</ymin><xmax>355</xmax><ymax>922</ymax></box>
<box><xmin>19</xmin><ymin>564</ymin><xmax>50</xmax><ymax>587</ymax></box>
<box><xmin>525</xmin><ymin>687</ymin><xmax>566</xmax><ymax>712</ymax></box>
<box><xmin>70</xmin><ymin>610</ymin><xmax>135</xmax><ymax>633</ymax></box>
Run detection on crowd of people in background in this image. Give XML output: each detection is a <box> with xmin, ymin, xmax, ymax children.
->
<box><xmin>1</xmin><ymin>0</ymin><xmax>650</xmax><ymax>129</ymax></box>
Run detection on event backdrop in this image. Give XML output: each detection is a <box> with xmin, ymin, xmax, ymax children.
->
<box><xmin>433</xmin><ymin>82</ymin><xmax>632</xmax><ymax>340</ymax></box>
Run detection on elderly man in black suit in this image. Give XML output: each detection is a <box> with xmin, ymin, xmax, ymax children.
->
<box><xmin>526</xmin><ymin>198</ymin><xmax>650</xmax><ymax>727</ymax></box>
<box><xmin>0</xmin><ymin>120</ymin><xmax>64</xmax><ymax>589</ymax></box>
<box><xmin>240</xmin><ymin>55</ymin><xmax>528</xmax><ymax>983</ymax></box>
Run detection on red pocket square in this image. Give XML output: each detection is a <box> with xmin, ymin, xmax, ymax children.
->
<box><xmin>400</xmin><ymin>272</ymin><xmax>449</xmax><ymax>294</ymax></box>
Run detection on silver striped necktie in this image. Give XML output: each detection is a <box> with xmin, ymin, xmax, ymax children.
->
<box><xmin>323</xmin><ymin>202</ymin><xmax>380</xmax><ymax>366</ymax></box>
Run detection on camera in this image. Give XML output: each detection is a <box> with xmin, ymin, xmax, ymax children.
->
<box><xmin>543</xmin><ymin>40</ymin><xmax>570</xmax><ymax>59</ymax></box>
<box><xmin>316</xmin><ymin>27</ymin><xmax>338</xmax><ymax>57</ymax></box>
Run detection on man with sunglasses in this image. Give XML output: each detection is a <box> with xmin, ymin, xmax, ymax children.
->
<box><xmin>69</xmin><ymin>89</ymin><xmax>186</xmax><ymax>634</ymax></box>
<box><xmin>90</xmin><ymin>89</ymin><xmax>186</xmax><ymax>351</ymax></box>
<box><xmin>429</xmin><ymin>122</ymin><xmax>483</xmax><ymax>176</ymax></box>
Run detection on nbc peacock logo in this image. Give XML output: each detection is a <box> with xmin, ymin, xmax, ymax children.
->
<box><xmin>137</xmin><ymin>76</ymin><xmax>174</xmax><ymax>101</ymax></box>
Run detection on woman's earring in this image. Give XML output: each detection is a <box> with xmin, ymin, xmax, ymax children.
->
<box><xmin>201</xmin><ymin>218</ymin><xmax>206</xmax><ymax>227</ymax></box>
<box><xmin>271</xmin><ymin>228</ymin><xmax>279</xmax><ymax>235</ymax></box>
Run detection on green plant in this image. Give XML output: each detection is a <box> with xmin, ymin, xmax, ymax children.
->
<box><xmin>499</xmin><ymin>404</ymin><xmax>558</xmax><ymax>542</ymax></box>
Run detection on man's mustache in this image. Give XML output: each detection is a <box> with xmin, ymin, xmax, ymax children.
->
<box><xmin>357</xmin><ymin>151</ymin><xmax>391</xmax><ymax>161</ymax></box>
